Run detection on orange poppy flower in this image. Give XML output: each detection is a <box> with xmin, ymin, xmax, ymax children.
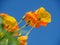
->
<box><xmin>24</xmin><ymin>11</ymin><xmax>37</xmax><ymax>27</ymax></box>
<box><xmin>18</xmin><ymin>36</ymin><xmax>28</xmax><ymax>45</ymax></box>
<box><xmin>1</xmin><ymin>13</ymin><xmax>19</xmax><ymax>32</ymax></box>
<box><xmin>33</xmin><ymin>7</ymin><xmax>51</xmax><ymax>28</ymax></box>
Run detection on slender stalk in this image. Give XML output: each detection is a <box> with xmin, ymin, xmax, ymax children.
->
<box><xmin>18</xmin><ymin>15</ymin><xmax>25</xmax><ymax>25</ymax></box>
<box><xmin>26</xmin><ymin>27</ymin><xmax>34</xmax><ymax>36</ymax></box>
<box><xmin>18</xmin><ymin>24</ymin><xmax>27</xmax><ymax>36</ymax></box>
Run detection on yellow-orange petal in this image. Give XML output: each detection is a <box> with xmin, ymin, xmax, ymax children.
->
<box><xmin>34</xmin><ymin>7</ymin><xmax>46</xmax><ymax>17</ymax></box>
<box><xmin>40</xmin><ymin>12</ymin><xmax>51</xmax><ymax>22</ymax></box>
<box><xmin>12</xmin><ymin>25</ymin><xmax>19</xmax><ymax>32</ymax></box>
<box><xmin>40</xmin><ymin>21</ymin><xmax>48</xmax><ymax>26</ymax></box>
<box><xmin>18</xmin><ymin>36</ymin><xmax>28</xmax><ymax>41</ymax></box>
<box><xmin>35</xmin><ymin>21</ymin><xmax>48</xmax><ymax>28</ymax></box>
<box><xmin>1</xmin><ymin>13</ymin><xmax>7</xmax><ymax>18</ymax></box>
<box><xmin>34</xmin><ymin>7</ymin><xmax>51</xmax><ymax>23</ymax></box>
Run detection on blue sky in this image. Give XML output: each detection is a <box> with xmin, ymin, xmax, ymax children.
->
<box><xmin>0</xmin><ymin>0</ymin><xmax>60</xmax><ymax>45</ymax></box>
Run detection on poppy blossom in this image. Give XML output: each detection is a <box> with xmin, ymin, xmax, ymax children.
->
<box><xmin>18</xmin><ymin>36</ymin><xmax>28</xmax><ymax>45</ymax></box>
<box><xmin>34</xmin><ymin>7</ymin><xmax>51</xmax><ymax>28</ymax></box>
<box><xmin>1</xmin><ymin>13</ymin><xmax>19</xmax><ymax>32</ymax></box>
<box><xmin>24</xmin><ymin>11</ymin><xmax>37</xmax><ymax>27</ymax></box>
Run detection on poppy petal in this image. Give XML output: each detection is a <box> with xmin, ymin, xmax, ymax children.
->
<box><xmin>34</xmin><ymin>7</ymin><xmax>51</xmax><ymax>22</ymax></box>
<box><xmin>35</xmin><ymin>21</ymin><xmax>48</xmax><ymax>28</ymax></box>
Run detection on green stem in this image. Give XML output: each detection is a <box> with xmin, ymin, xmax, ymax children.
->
<box><xmin>18</xmin><ymin>24</ymin><xmax>27</xmax><ymax>36</ymax></box>
<box><xmin>18</xmin><ymin>15</ymin><xmax>25</xmax><ymax>25</ymax></box>
<box><xmin>26</xmin><ymin>27</ymin><xmax>34</xmax><ymax>36</ymax></box>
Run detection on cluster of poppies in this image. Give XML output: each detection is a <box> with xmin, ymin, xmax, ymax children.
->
<box><xmin>0</xmin><ymin>7</ymin><xmax>51</xmax><ymax>45</ymax></box>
